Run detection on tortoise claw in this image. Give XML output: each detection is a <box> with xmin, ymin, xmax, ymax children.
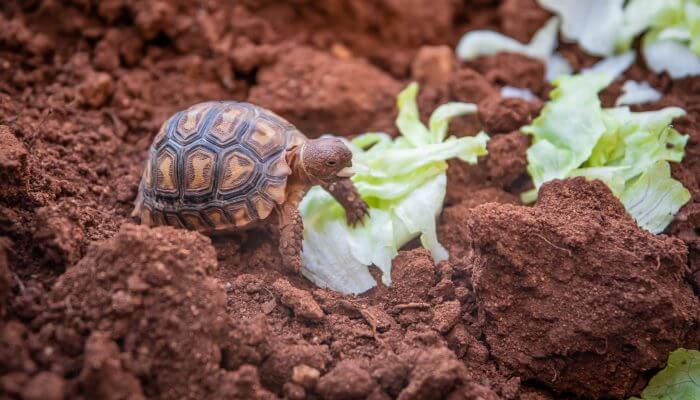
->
<box><xmin>346</xmin><ymin>199</ymin><xmax>370</xmax><ymax>227</ymax></box>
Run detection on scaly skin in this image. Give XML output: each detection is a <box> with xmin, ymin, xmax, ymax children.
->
<box><xmin>322</xmin><ymin>179</ymin><xmax>369</xmax><ymax>226</ymax></box>
<box><xmin>277</xmin><ymin>179</ymin><xmax>306</xmax><ymax>273</ymax></box>
<box><xmin>278</xmin><ymin>143</ymin><xmax>369</xmax><ymax>272</ymax></box>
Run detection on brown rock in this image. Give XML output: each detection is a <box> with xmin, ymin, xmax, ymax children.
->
<box><xmin>468</xmin><ymin>178</ymin><xmax>700</xmax><ymax>398</ymax></box>
<box><xmin>272</xmin><ymin>278</ymin><xmax>325</xmax><ymax>322</ymax></box>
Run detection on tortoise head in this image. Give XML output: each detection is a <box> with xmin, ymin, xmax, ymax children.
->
<box><xmin>300</xmin><ymin>137</ymin><xmax>354</xmax><ymax>183</ymax></box>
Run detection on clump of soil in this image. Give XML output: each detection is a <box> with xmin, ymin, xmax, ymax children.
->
<box><xmin>31</xmin><ymin>224</ymin><xmax>232</xmax><ymax>399</ymax></box>
<box><xmin>467</xmin><ymin>178</ymin><xmax>700</xmax><ymax>398</ymax></box>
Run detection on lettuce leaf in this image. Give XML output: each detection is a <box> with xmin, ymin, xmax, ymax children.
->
<box><xmin>537</xmin><ymin>0</ymin><xmax>625</xmax><ymax>56</ymax></box>
<box><xmin>456</xmin><ymin>16</ymin><xmax>559</xmax><ymax>61</ymax></box>
<box><xmin>621</xmin><ymin>161</ymin><xmax>691</xmax><ymax>234</ymax></box>
<box><xmin>523</xmin><ymin>73</ymin><xmax>690</xmax><ymax>234</ymax></box>
<box><xmin>618</xmin><ymin>0</ymin><xmax>700</xmax><ymax>78</ymax></box>
<box><xmin>616</xmin><ymin>80</ymin><xmax>663</xmax><ymax>106</ymax></box>
<box><xmin>522</xmin><ymin>73</ymin><xmax>612</xmax><ymax>189</ymax></box>
<box><xmin>630</xmin><ymin>349</ymin><xmax>700</xmax><ymax>400</ymax></box>
<box><xmin>300</xmin><ymin>83</ymin><xmax>488</xmax><ymax>294</ymax></box>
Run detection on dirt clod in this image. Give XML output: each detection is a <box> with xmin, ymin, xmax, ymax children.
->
<box><xmin>468</xmin><ymin>178</ymin><xmax>700</xmax><ymax>398</ymax></box>
<box><xmin>272</xmin><ymin>278</ymin><xmax>325</xmax><ymax>322</ymax></box>
<box><xmin>37</xmin><ymin>224</ymin><xmax>229</xmax><ymax>399</ymax></box>
<box><xmin>292</xmin><ymin>364</ymin><xmax>321</xmax><ymax>390</ymax></box>
<box><xmin>478</xmin><ymin>96</ymin><xmax>541</xmax><ymax>134</ymax></box>
<box><xmin>317</xmin><ymin>360</ymin><xmax>376</xmax><ymax>400</ymax></box>
<box><xmin>411</xmin><ymin>46</ymin><xmax>456</xmax><ymax>87</ymax></box>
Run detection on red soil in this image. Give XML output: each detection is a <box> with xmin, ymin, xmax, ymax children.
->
<box><xmin>0</xmin><ymin>1</ymin><xmax>699</xmax><ymax>400</ymax></box>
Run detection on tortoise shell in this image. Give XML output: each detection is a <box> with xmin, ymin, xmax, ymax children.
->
<box><xmin>136</xmin><ymin>101</ymin><xmax>306</xmax><ymax>232</ymax></box>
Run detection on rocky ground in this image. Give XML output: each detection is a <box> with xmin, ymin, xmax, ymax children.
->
<box><xmin>0</xmin><ymin>1</ymin><xmax>698</xmax><ymax>399</ymax></box>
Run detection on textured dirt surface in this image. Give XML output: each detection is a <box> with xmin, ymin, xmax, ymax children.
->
<box><xmin>1</xmin><ymin>1</ymin><xmax>699</xmax><ymax>400</ymax></box>
<box><xmin>468</xmin><ymin>179</ymin><xmax>700</xmax><ymax>399</ymax></box>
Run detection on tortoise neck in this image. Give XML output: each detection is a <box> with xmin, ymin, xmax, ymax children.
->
<box><xmin>287</xmin><ymin>144</ymin><xmax>317</xmax><ymax>186</ymax></box>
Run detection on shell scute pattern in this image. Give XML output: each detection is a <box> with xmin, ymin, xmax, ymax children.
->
<box><xmin>139</xmin><ymin>101</ymin><xmax>300</xmax><ymax>232</ymax></box>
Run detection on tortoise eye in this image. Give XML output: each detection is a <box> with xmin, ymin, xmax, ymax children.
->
<box><xmin>326</xmin><ymin>160</ymin><xmax>337</xmax><ymax>166</ymax></box>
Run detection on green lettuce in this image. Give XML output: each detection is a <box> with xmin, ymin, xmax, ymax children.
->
<box><xmin>523</xmin><ymin>73</ymin><xmax>690</xmax><ymax>234</ymax></box>
<box><xmin>618</xmin><ymin>0</ymin><xmax>700</xmax><ymax>78</ymax></box>
<box><xmin>300</xmin><ymin>83</ymin><xmax>488</xmax><ymax>294</ymax></box>
<box><xmin>631</xmin><ymin>349</ymin><xmax>700</xmax><ymax>400</ymax></box>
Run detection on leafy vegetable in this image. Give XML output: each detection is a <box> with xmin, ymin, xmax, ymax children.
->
<box><xmin>456</xmin><ymin>16</ymin><xmax>559</xmax><ymax>61</ymax></box>
<box><xmin>616</xmin><ymin>80</ymin><xmax>663</xmax><ymax>106</ymax></box>
<box><xmin>581</xmin><ymin>51</ymin><xmax>636</xmax><ymax>78</ymax></box>
<box><xmin>537</xmin><ymin>0</ymin><xmax>625</xmax><ymax>56</ymax></box>
<box><xmin>501</xmin><ymin>86</ymin><xmax>538</xmax><ymax>101</ymax></box>
<box><xmin>618</xmin><ymin>0</ymin><xmax>700</xmax><ymax>78</ymax></box>
<box><xmin>523</xmin><ymin>73</ymin><xmax>690</xmax><ymax>234</ymax></box>
<box><xmin>630</xmin><ymin>349</ymin><xmax>700</xmax><ymax>400</ymax></box>
<box><xmin>300</xmin><ymin>83</ymin><xmax>488</xmax><ymax>294</ymax></box>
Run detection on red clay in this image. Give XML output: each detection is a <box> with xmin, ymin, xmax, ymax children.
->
<box><xmin>1</xmin><ymin>1</ymin><xmax>699</xmax><ymax>400</ymax></box>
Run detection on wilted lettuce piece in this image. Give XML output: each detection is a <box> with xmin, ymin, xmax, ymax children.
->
<box><xmin>621</xmin><ymin>161</ymin><xmax>691</xmax><ymax>234</ymax></box>
<box><xmin>630</xmin><ymin>348</ymin><xmax>700</xmax><ymax>400</ymax></box>
<box><xmin>456</xmin><ymin>16</ymin><xmax>559</xmax><ymax>61</ymax></box>
<box><xmin>616</xmin><ymin>81</ymin><xmax>663</xmax><ymax>106</ymax></box>
<box><xmin>300</xmin><ymin>83</ymin><xmax>488</xmax><ymax>294</ymax></box>
<box><xmin>537</xmin><ymin>0</ymin><xmax>625</xmax><ymax>56</ymax></box>
<box><xmin>522</xmin><ymin>73</ymin><xmax>690</xmax><ymax>234</ymax></box>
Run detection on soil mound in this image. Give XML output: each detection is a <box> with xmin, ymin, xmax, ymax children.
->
<box><xmin>33</xmin><ymin>224</ymin><xmax>231</xmax><ymax>399</ymax></box>
<box><xmin>467</xmin><ymin>178</ymin><xmax>700</xmax><ymax>398</ymax></box>
<box><xmin>248</xmin><ymin>46</ymin><xmax>401</xmax><ymax>137</ymax></box>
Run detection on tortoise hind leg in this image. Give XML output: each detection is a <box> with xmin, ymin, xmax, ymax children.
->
<box><xmin>277</xmin><ymin>203</ymin><xmax>303</xmax><ymax>273</ymax></box>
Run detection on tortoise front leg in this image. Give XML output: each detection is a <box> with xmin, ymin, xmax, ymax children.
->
<box><xmin>321</xmin><ymin>179</ymin><xmax>369</xmax><ymax>227</ymax></box>
<box><xmin>277</xmin><ymin>201</ymin><xmax>304</xmax><ymax>273</ymax></box>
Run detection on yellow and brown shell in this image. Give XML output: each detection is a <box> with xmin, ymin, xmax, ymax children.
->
<box><xmin>135</xmin><ymin>101</ymin><xmax>306</xmax><ymax>232</ymax></box>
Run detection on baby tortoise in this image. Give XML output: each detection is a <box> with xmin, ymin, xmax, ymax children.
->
<box><xmin>132</xmin><ymin>101</ymin><xmax>368</xmax><ymax>272</ymax></box>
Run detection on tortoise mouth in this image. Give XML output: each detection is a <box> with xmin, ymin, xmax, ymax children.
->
<box><xmin>335</xmin><ymin>166</ymin><xmax>354</xmax><ymax>178</ymax></box>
